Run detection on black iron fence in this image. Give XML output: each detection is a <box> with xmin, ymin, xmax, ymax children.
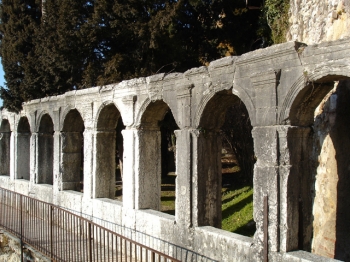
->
<box><xmin>0</xmin><ymin>187</ymin><xmax>180</xmax><ymax>262</ymax></box>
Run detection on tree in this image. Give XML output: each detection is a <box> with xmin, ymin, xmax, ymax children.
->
<box><xmin>0</xmin><ymin>0</ymin><xmax>268</xmax><ymax>111</ymax></box>
<box><xmin>0</xmin><ymin>0</ymin><xmax>42</xmax><ymax>112</ymax></box>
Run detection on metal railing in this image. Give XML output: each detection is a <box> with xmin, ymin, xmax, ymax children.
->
<box><xmin>0</xmin><ymin>187</ymin><xmax>180</xmax><ymax>262</ymax></box>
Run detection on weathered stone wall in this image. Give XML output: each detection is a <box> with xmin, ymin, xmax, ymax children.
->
<box><xmin>311</xmin><ymin>82</ymin><xmax>350</xmax><ymax>260</ymax></box>
<box><xmin>288</xmin><ymin>0</ymin><xmax>350</xmax><ymax>44</ymax></box>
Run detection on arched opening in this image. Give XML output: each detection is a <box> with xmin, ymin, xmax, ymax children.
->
<box><xmin>0</xmin><ymin>119</ymin><xmax>11</xmax><ymax>176</ymax></box>
<box><xmin>137</xmin><ymin>100</ymin><xmax>178</xmax><ymax>214</ymax></box>
<box><xmin>160</xmin><ymin>110</ymin><xmax>178</xmax><ymax>215</ymax></box>
<box><xmin>95</xmin><ymin>103</ymin><xmax>124</xmax><ymax>199</ymax></box>
<box><xmin>17</xmin><ymin>117</ymin><xmax>31</xmax><ymax>180</ymax></box>
<box><xmin>197</xmin><ymin>90</ymin><xmax>255</xmax><ymax>236</ymax></box>
<box><xmin>38</xmin><ymin>114</ymin><xmax>54</xmax><ymax>185</ymax></box>
<box><xmin>287</xmin><ymin>76</ymin><xmax>350</xmax><ymax>260</ymax></box>
<box><xmin>61</xmin><ymin>109</ymin><xmax>85</xmax><ymax>192</ymax></box>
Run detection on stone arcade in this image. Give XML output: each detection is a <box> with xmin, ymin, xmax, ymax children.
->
<box><xmin>1</xmin><ymin>38</ymin><xmax>350</xmax><ymax>261</ymax></box>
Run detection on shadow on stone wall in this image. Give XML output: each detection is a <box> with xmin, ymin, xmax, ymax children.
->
<box><xmin>311</xmin><ymin>80</ymin><xmax>350</xmax><ymax>260</ymax></box>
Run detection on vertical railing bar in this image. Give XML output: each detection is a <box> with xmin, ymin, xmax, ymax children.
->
<box><xmin>41</xmin><ymin>202</ymin><xmax>44</xmax><ymax>254</ymax></box>
<box><xmin>50</xmin><ymin>205</ymin><xmax>53</xmax><ymax>259</ymax></box>
<box><xmin>129</xmin><ymin>241</ymin><xmax>132</xmax><ymax>262</ymax></box>
<box><xmin>20</xmin><ymin>194</ymin><xmax>23</xmax><ymax>262</ymax></box>
<box><xmin>68</xmin><ymin>212</ymin><xmax>71</xmax><ymax>262</ymax></box>
<box><xmin>66</xmin><ymin>211</ymin><xmax>69</xmax><ymax>262</ymax></box>
<box><xmin>95</xmin><ymin>225</ymin><xmax>98</xmax><ymax>262</ymax></box>
<box><xmin>117</xmin><ymin>235</ymin><xmax>119</xmax><ymax>262</ymax></box>
<box><xmin>99</xmin><ymin>227</ymin><xmax>102</xmax><ymax>262</ymax></box>
<box><xmin>88</xmin><ymin>222</ymin><xmax>92</xmax><ymax>262</ymax></box>
<box><xmin>107</xmin><ymin>231</ymin><xmax>110</xmax><ymax>262</ymax></box>
<box><xmin>82</xmin><ymin>220</ymin><xmax>85</xmax><ymax>261</ymax></box>
<box><xmin>124</xmin><ymin>238</ymin><xmax>127</xmax><ymax>262</ymax></box>
<box><xmin>74</xmin><ymin>216</ymin><xmax>77</xmax><ymax>262</ymax></box>
<box><xmin>60</xmin><ymin>210</ymin><xmax>63</xmax><ymax>261</ymax></box>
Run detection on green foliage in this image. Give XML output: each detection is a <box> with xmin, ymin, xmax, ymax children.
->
<box><xmin>263</xmin><ymin>0</ymin><xmax>290</xmax><ymax>43</ymax></box>
<box><xmin>0</xmin><ymin>0</ymin><xmax>42</xmax><ymax>111</ymax></box>
<box><xmin>0</xmin><ymin>0</ymin><xmax>265</xmax><ymax>111</ymax></box>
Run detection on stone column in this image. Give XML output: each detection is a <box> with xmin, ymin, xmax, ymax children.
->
<box><xmin>9</xmin><ymin>131</ymin><xmax>15</xmax><ymax>180</ymax></box>
<box><xmin>30</xmin><ymin>132</ymin><xmax>38</xmax><ymax>185</ymax></box>
<box><xmin>83</xmin><ymin>128</ymin><xmax>94</xmax><ymax>200</ymax></box>
<box><xmin>134</xmin><ymin>129</ymin><xmax>161</xmax><ymax>210</ymax></box>
<box><xmin>121</xmin><ymin>128</ymin><xmax>136</xmax><ymax>209</ymax></box>
<box><xmin>174</xmin><ymin>129</ymin><xmax>192</xmax><ymax>227</ymax></box>
<box><xmin>192</xmin><ymin>129</ymin><xmax>222</xmax><ymax>228</ymax></box>
<box><xmin>53</xmin><ymin>131</ymin><xmax>61</xmax><ymax>189</ymax></box>
<box><xmin>252</xmin><ymin>126</ymin><xmax>280</xmax><ymax>260</ymax></box>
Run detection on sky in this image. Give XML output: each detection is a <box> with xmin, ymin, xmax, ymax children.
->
<box><xmin>0</xmin><ymin>59</ymin><xmax>4</xmax><ymax>107</ymax></box>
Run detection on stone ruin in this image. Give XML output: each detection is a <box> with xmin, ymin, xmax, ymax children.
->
<box><xmin>1</xmin><ymin>38</ymin><xmax>350</xmax><ymax>261</ymax></box>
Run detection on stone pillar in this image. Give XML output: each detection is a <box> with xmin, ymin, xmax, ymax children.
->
<box><xmin>122</xmin><ymin>129</ymin><xmax>136</xmax><ymax>209</ymax></box>
<box><xmin>252</xmin><ymin>125</ymin><xmax>313</xmax><ymax>260</ymax></box>
<box><xmin>15</xmin><ymin>132</ymin><xmax>31</xmax><ymax>180</ymax></box>
<box><xmin>30</xmin><ymin>133</ymin><xmax>38</xmax><ymax>185</ymax></box>
<box><xmin>174</xmin><ymin>129</ymin><xmax>192</xmax><ymax>227</ymax></box>
<box><xmin>192</xmin><ymin>130</ymin><xmax>222</xmax><ymax>228</ymax></box>
<box><xmin>93</xmin><ymin>130</ymin><xmax>116</xmax><ymax>199</ymax></box>
<box><xmin>60</xmin><ymin>132</ymin><xmax>83</xmax><ymax>191</ymax></box>
<box><xmin>9</xmin><ymin>131</ymin><xmax>15</xmax><ymax>180</ymax></box>
<box><xmin>134</xmin><ymin>129</ymin><xmax>161</xmax><ymax>210</ymax></box>
<box><xmin>83</xmin><ymin>128</ymin><xmax>94</xmax><ymax>199</ymax></box>
<box><xmin>252</xmin><ymin>126</ymin><xmax>280</xmax><ymax>260</ymax></box>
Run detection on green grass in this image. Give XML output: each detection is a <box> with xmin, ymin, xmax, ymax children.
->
<box><xmin>221</xmin><ymin>185</ymin><xmax>255</xmax><ymax>237</ymax></box>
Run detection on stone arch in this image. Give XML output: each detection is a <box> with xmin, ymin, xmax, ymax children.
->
<box><xmin>194</xmin><ymin>85</ymin><xmax>256</xmax><ymax>128</ymax></box>
<box><xmin>93</xmin><ymin>102</ymin><xmax>124</xmax><ymax>199</ymax></box>
<box><xmin>60</xmin><ymin>109</ymin><xmax>85</xmax><ymax>192</ymax></box>
<box><xmin>135</xmin><ymin>99</ymin><xmax>178</xmax><ymax>212</ymax></box>
<box><xmin>279</xmin><ymin>66</ymin><xmax>350</xmax><ymax>126</ymax></box>
<box><xmin>193</xmin><ymin>89</ymin><xmax>255</xmax><ymax>235</ymax></box>
<box><xmin>60</xmin><ymin>106</ymin><xmax>84</xmax><ymax>132</ymax></box>
<box><xmin>0</xmin><ymin>119</ymin><xmax>11</xmax><ymax>176</ymax></box>
<box><xmin>135</xmin><ymin>97</ymin><xmax>180</xmax><ymax>129</ymax></box>
<box><xmin>16</xmin><ymin>117</ymin><xmax>31</xmax><ymax>180</ymax></box>
<box><xmin>278</xmin><ymin>67</ymin><xmax>350</xmax><ymax>258</ymax></box>
<box><xmin>36</xmin><ymin>111</ymin><xmax>54</xmax><ymax>132</ymax></box>
<box><xmin>37</xmin><ymin>113</ymin><xmax>54</xmax><ymax>185</ymax></box>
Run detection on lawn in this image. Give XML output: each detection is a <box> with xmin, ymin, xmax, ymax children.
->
<box><xmin>160</xmin><ymin>175</ymin><xmax>255</xmax><ymax>237</ymax></box>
